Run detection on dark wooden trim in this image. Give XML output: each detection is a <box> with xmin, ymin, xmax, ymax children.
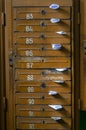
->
<box><xmin>73</xmin><ymin>0</ymin><xmax>80</xmax><ymax>130</ymax></box>
<box><xmin>0</xmin><ymin>0</ymin><xmax>6</xmax><ymax>130</ymax></box>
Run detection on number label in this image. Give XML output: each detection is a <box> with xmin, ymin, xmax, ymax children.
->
<box><xmin>26</xmin><ymin>14</ymin><xmax>33</xmax><ymax>20</ymax></box>
<box><xmin>27</xmin><ymin>87</ymin><xmax>34</xmax><ymax>92</ymax></box>
<box><xmin>29</xmin><ymin>111</ymin><xmax>34</xmax><ymax>116</ymax></box>
<box><xmin>27</xmin><ymin>75</ymin><xmax>34</xmax><ymax>81</ymax></box>
<box><xmin>26</xmin><ymin>38</ymin><xmax>33</xmax><ymax>44</ymax></box>
<box><xmin>27</xmin><ymin>63</ymin><xmax>33</xmax><ymax>68</ymax></box>
<box><xmin>28</xmin><ymin>99</ymin><xmax>34</xmax><ymax>104</ymax></box>
<box><xmin>26</xmin><ymin>26</ymin><xmax>33</xmax><ymax>32</ymax></box>
<box><xmin>25</xmin><ymin>50</ymin><xmax>33</xmax><ymax>56</ymax></box>
<box><xmin>29</xmin><ymin>124</ymin><xmax>34</xmax><ymax>129</ymax></box>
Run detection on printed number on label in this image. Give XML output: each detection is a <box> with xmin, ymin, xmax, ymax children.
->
<box><xmin>29</xmin><ymin>124</ymin><xmax>34</xmax><ymax>129</ymax></box>
<box><xmin>26</xmin><ymin>26</ymin><xmax>33</xmax><ymax>32</ymax></box>
<box><xmin>28</xmin><ymin>87</ymin><xmax>34</xmax><ymax>92</ymax></box>
<box><xmin>26</xmin><ymin>50</ymin><xmax>33</xmax><ymax>56</ymax></box>
<box><xmin>26</xmin><ymin>14</ymin><xmax>33</xmax><ymax>20</ymax></box>
<box><xmin>27</xmin><ymin>63</ymin><xmax>33</xmax><ymax>68</ymax></box>
<box><xmin>27</xmin><ymin>75</ymin><xmax>34</xmax><ymax>81</ymax></box>
<box><xmin>28</xmin><ymin>99</ymin><xmax>34</xmax><ymax>104</ymax></box>
<box><xmin>29</xmin><ymin>111</ymin><xmax>34</xmax><ymax>116</ymax></box>
<box><xmin>26</xmin><ymin>38</ymin><xmax>33</xmax><ymax>44</ymax></box>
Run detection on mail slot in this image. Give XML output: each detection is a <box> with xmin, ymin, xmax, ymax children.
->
<box><xmin>16</xmin><ymin>105</ymin><xmax>71</xmax><ymax>117</ymax></box>
<box><xmin>14</xmin><ymin>32</ymin><xmax>71</xmax><ymax>45</ymax></box>
<box><xmin>15</xmin><ymin>57</ymin><xmax>71</xmax><ymax>69</ymax></box>
<box><xmin>16</xmin><ymin>117</ymin><xmax>71</xmax><ymax>129</ymax></box>
<box><xmin>14</xmin><ymin>7</ymin><xmax>70</xmax><ymax>20</ymax></box>
<box><xmin>15</xmin><ymin>69</ymin><xmax>71</xmax><ymax>81</ymax></box>
<box><xmin>15</xmin><ymin>81</ymin><xmax>71</xmax><ymax>93</ymax></box>
<box><xmin>15</xmin><ymin>45</ymin><xmax>70</xmax><ymax>57</ymax></box>
<box><xmin>14</xmin><ymin>20</ymin><xmax>70</xmax><ymax>32</ymax></box>
<box><xmin>15</xmin><ymin>93</ymin><xmax>71</xmax><ymax>105</ymax></box>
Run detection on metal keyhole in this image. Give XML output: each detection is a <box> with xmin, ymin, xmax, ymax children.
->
<box><xmin>41</xmin><ymin>47</ymin><xmax>46</xmax><ymax>51</ymax></box>
<box><xmin>42</xmin><ymin>71</ymin><xmax>46</xmax><ymax>76</ymax></box>
<box><xmin>41</xmin><ymin>9</ymin><xmax>46</xmax><ymax>15</ymax></box>
<box><xmin>40</xmin><ymin>34</ymin><xmax>45</xmax><ymax>39</ymax></box>
<box><xmin>42</xmin><ymin>108</ymin><xmax>45</xmax><ymax>112</ymax></box>
<box><xmin>42</xmin><ymin>96</ymin><xmax>45</xmax><ymax>99</ymax></box>
<box><xmin>40</xmin><ymin>21</ymin><xmax>46</xmax><ymax>27</ymax></box>
<box><xmin>41</xmin><ymin>83</ymin><xmax>46</xmax><ymax>88</ymax></box>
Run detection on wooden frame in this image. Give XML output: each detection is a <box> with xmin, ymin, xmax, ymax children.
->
<box><xmin>0</xmin><ymin>0</ymin><xmax>80</xmax><ymax>130</ymax></box>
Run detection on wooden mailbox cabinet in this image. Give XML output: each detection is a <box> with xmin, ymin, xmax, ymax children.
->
<box><xmin>0</xmin><ymin>0</ymin><xmax>80</xmax><ymax>130</ymax></box>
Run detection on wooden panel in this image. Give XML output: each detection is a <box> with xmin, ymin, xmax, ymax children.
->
<box><xmin>14</xmin><ymin>7</ymin><xmax>70</xmax><ymax>19</ymax></box>
<box><xmin>15</xmin><ymin>93</ymin><xmax>71</xmax><ymax>105</ymax></box>
<box><xmin>15</xmin><ymin>81</ymin><xmax>71</xmax><ymax>93</ymax></box>
<box><xmin>15</xmin><ymin>58</ymin><xmax>71</xmax><ymax>69</ymax></box>
<box><xmin>14</xmin><ymin>20</ymin><xmax>70</xmax><ymax>32</ymax></box>
<box><xmin>16</xmin><ymin>117</ymin><xmax>71</xmax><ymax>129</ymax></box>
<box><xmin>15</xmin><ymin>69</ymin><xmax>71</xmax><ymax>81</ymax></box>
<box><xmin>16</xmin><ymin>105</ymin><xmax>71</xmax><ymax>117</ymax></box>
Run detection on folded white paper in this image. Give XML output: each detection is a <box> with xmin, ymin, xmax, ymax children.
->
<box><xmin>50</xmin><ymin>18</ymin><xmax>60</xmax><ymax>23</ymax></box>
<box><xmin>48</xmin><ymin>91</ymin><xmax>58</xmax><ymax>95</ymax></box>
<box><xmin>49</xmin><ymin>4</ymin><xmax>60</xmax><ymax>9</ymax></box>
<box><xmin>56</xmin><ymin>31</ymin><xmax>67</xmax><ymax>35</ymax></box>
<box><xmin>52</xmin><ymin>44</ymin><xmax>62</xmax><ymax>50</ymax></box>
<box><xmin>55</xmin><ymin>68</ymin><xmax>68</xmax><ymax>72</ymax></box>
<box><xmin>54</xmin><ymin>80</ymin><xmax>65</xmax><ymax>84</ymax></box>
<box><xmin>51</xmin><ymin>117</ymin><xmax>62</xmax><ymax>121</ymax></box>
<box><xmin>48</xmin><ymin>105</ymin><xmax>63</xmax><ymax>110</ymax></box>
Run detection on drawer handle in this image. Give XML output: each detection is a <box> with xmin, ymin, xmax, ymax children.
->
<box><xmin>49</xmin><ymin>4</ymin><xmax>60</xmax><ymax>10</ymax></box>
<box><xmin>49</xmin><ymin>105</ymin><xmax>63</xmax><ymax>110</ymax></box>
<box><xmin>51</xmin><ymin>117</ymin><xmax>62</xmax><ymax>121</ymax></box>
<box><xmin>50</xmin><ymin>18</ymin><xmax>60</xmax><ymax>23</ymax></box>
<box><xmin>48</xmin><ymin>91</ymin><xmax>58</xmax><ymax>96</ymax></box>
<box><xmin>54</xmin><ymin>80</ymin><xmax>65</xmax><ymax>84</ymax></box>
<box><xmin>56</xmin><ymin>31</ymin><xmax>67</xmax><ymax>35</ymax></box>
<box><xmin>55</xmin><ymin>68</ymin><xmax>68</xmax><ymax>72</ymax></box>
<box><xmin>52</xmin><ymin>44</ymin><xmax>62</xmax><ymax>50</ymax></box>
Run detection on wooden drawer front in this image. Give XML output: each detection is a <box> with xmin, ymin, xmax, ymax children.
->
<box><xmin>15</xmin><ymin>45</ymin><xmax>70</xmax><ymax>57</ymax></box>
<box><xmin>15</xmin><ymin>57</ymin><xmax>71</xmax><ymax>69</ymax></box>
<box><xmin>16</xmin><ymin>117</ymin><xmax>71</xmax><ymax>129</ymax></box>
<box><xmin>15</xmin><ymin>69</ymin><xmax>71</xmax><ymax>81</ymax></box>
<box><xmin>15</xmin><ymin>25</ymin><xmax>71</xmax><ymax>33</ymax></box>
<box><xmin>16</xmin><ymin>105</ymin><xmax>71</xmax><ymax>117</ymax></box>
<box><xmin>14</xmin><ymin>7</ymin><xmax>70</xmax><ymax>20</ymax></box>
<box><xmin>15</xmin><ymin>93</ymin><xmax>71</xmax><ymax>105</ymax></box>
<box><xmin>13</xmin><ymin>0</ymin><xmax>72</xmax><ymax>7</ymax></box>
<box><xmin>15</xmin><ymin>81</ymin><xmax>71</xmax><ymax>93</ymax></box>
<box><xmin>14</xmin><ymin>33</ymin><xmax>71</xmax><ymax>45</ymax></box>
<box><xmin>14</xmin><ymin>20</ymin><xmax>70</xmax><ymax>32</ymax></box>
